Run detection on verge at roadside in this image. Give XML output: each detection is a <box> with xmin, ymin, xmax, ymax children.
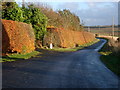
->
<box><xmin>45</xmin><ymin>39</ymin><xmax>100</xmax><ymax>52</ymax></box>
<box><xmin>1</xmin><ymin>51</ymin><xmax>40</xmax><ymax>62</ymax></box>
<box><xmin>1</xmin><ymin>39</ymin><xmax>99</xmax><ymax>62</ymax></box>
<box><xmin>99</xmin><ymin>37</ymin><xmax>120</xmax><ymax>77</ymax></box>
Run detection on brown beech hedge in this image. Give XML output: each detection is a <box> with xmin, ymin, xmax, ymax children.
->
<box><xmin>44</xmin><ymin>28</ymin><xmax>95</xmax><ymax>48</ymax></box>
<box><xmin>1</xmin><ymin>19</ymin><xmax>35</xmax><ymax>55</ymax></box>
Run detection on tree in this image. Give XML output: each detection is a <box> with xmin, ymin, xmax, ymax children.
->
<box><xmin>22</xmin><ymin>7</ymin><xmax>32</xmax><ymax>24</ymax></box>
<box><xmin>2</xmin><ymin>2</ymin><xmax>24</xmax><ymax>22</ymax></box>
<box><xmin>26</xmin><ymin>4</ymin><xmax>48</xmax><ymax>41</ymax></box>
<box><xmin>31</xmin><ymin>4</ymin><xmax>83</xmax><ymax>31</ymax></box>
<box><xmin>58</xmin><ymin>9</ymin><xmax>82</xmax><ymax>31</ymax></box>
<box><xmin>34</xmin><ymin>4</ymin><xmax>64</xmax><ymax>28</ymax></box>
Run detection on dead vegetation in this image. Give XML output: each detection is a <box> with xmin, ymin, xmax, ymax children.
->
<box><xmin>43</xmin><ymin>28</ymin><xmax>96</xmax><ymax>48</ymax></box>
<box><xmin>1</xmin><ymin>19</ymin><xmax>35</xmax><ymax>55</ymax></box>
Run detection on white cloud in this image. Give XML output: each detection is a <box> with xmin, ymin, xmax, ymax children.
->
<box><xmin>50</xmin><ymin>2</ymin><xmax>118</xmax><ymax>26</ymax></box>
<box><xmin>75</xmin><ymin>2</ymin><xmax>118</xmax><ymax>26</ymax></box>
<box><xmin>87</xmin><ymin>2</ymin><xmax>96</xmax><ymax>8</ymax></box>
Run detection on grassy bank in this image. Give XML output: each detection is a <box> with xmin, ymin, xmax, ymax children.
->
<box><xmin>99</xmin><ymin>37</ymin><xmax>120</xmax><ymax>77</ymax></box>
<box><xmin>46</xmin><ymin>39</ymin><xmax>100</xmax><ymax>52</ymax></box>
<box><xmin>100</xmin><ymin>54</ymin><xmax>120</xmax><ymax>76</ymax></box>
<box><xmin>1</xmin><ymin>51</ymin><xmax>40</xmax><ymax>62</ymax></box>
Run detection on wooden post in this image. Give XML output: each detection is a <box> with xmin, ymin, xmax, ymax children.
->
<box><xmin>112</xmin><ymin>16</ymin><xmax>115</xmax><ymax>39</ymax></box>
<box><xmin>98</xmin><ymin>26</ymin><xmax>100</xmax><ymax>35</ymax></box>
<box><xmin>88</xmin><ymin>26</ymin><xmax>90</xmax><ymax>32</ymax></box>
<box><xmin>22</xmin><ymin>0</ymin><xmax>25</xmax><ymax>8</ymax></box>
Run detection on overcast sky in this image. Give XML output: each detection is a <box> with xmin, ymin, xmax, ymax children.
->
<box><xmin>16</xmin><ymin>0</ymin><xmax>119</xmax><ymax>26</ymax></box>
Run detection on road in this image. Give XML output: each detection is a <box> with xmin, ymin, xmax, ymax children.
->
<box><xmin>2</xmin><ymin>39</ymin><xmax>119</xmax><ymax>88</ymax></box>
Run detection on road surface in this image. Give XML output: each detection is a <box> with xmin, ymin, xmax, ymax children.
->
<box><xmin>2</xmin><ymin>39</ymin><xmax>119</xmax><ymax>88</ymax></box>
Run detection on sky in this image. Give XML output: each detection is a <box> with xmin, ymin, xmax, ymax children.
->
<box><xmin>15</xmin><ymin>0</ymin><xmax>119</xmax><ymax>26</ymax></box>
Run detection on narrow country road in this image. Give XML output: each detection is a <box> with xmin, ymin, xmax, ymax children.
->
<box><xmin>2</xmin><ymin>39</ymin><xmax>119</xmax><ymax>88</ymax></box>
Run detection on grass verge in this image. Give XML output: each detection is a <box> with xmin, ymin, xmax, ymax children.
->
<box><xmin>1</xmin><ymin>51</ymin><xmax>40</xmax><ymax>62</ymax></box>
<box><xmin>46</xmin><ymin>39</ymin><xmax>100</xmax><ymax>52</ymax></box>
<box><xmin>100</xmin><ymin>54</ymin><xmax>120</xmax><ymax>77</ymax></box>
<box><xmin>99</xmin><ymin>37</ymin><xmax>120</xmax><ymax>77</ymax></box>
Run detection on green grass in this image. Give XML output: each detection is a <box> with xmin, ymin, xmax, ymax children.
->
<box><xmin>47</xmin><ymin>47</ymin><xmax>83</xmax><ymax>52</ymax></box>
<box><xmin>1</xmin><ymin>51</ymin><xmax>40</xmax><ymax>62</ymax></box>
<box><xmin>100</xmin><ymin>54</ymin><xmax>120</xmax><ymax>77</ymax></box>
<box><xmin>46</xmin><ymin>39</ymin><xmax>100</xmax><ymax>52</ymax></box>
<box><xmin>98</xmin><ymin>37</ymin><xmax>109</xmax><ymax>51</ymax></box>
<box><xmin>99</xmin><ymin>37</ymin><xmax>120</xmax><ymax>77</ymax></box>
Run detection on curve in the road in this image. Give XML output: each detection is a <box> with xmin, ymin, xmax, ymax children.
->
<box><xmin>2</xmin><ymin>39</ymin><xmax>119</xmax><ymax>88</ymax></box>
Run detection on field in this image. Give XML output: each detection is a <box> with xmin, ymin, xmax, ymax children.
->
<box><xmin>84</xmin><ymin>27</ymin><xmax>120</xmax><ymax>37</ymax></box>
<box><xmin>88</xmin><ymin>26</ymin><xmax>120</xmax><ymax>77</ymax></box>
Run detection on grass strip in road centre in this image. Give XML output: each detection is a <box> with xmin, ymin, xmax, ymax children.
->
<box><xmin>99</xmin><ymin>37</ymin><xmax>120</xmax><ymax>77</ymax></box>
<box><xmin>46</xmin><ymin>39</ymin><xmax>100</xmax><ymax>52</ymax></box>
<box><xmin>1</xmin><ymin>51</ymin><xmax>40</xmax><ymax>62</ymax></box>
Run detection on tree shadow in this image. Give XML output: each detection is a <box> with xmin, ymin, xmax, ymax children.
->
<box><xmin>1</xmin><ymin>56</ymin><xmax>24</xmax><ymax>63</ymax></box>
<box><xmin>2</xmin><ymin>56</ymin><xmax>24</xmax><ymax>61</ymax></box>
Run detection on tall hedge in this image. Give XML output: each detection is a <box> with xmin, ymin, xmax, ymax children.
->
<box><xmin>2</xmin><ymin>2</ymin><xmax>48</xmax><ymax>41</ymax></box>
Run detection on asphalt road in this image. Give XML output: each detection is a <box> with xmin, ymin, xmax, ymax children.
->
<box><xmin>2</xmin><ymin>39</ymin><xmax>119</xmax><ymax>88</ymax></box>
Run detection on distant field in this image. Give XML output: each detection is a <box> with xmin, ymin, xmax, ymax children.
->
<box><xmin>84</xmin><ymin>27</ymin><xmax>120</xmax><ymax>37</ymax></box>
